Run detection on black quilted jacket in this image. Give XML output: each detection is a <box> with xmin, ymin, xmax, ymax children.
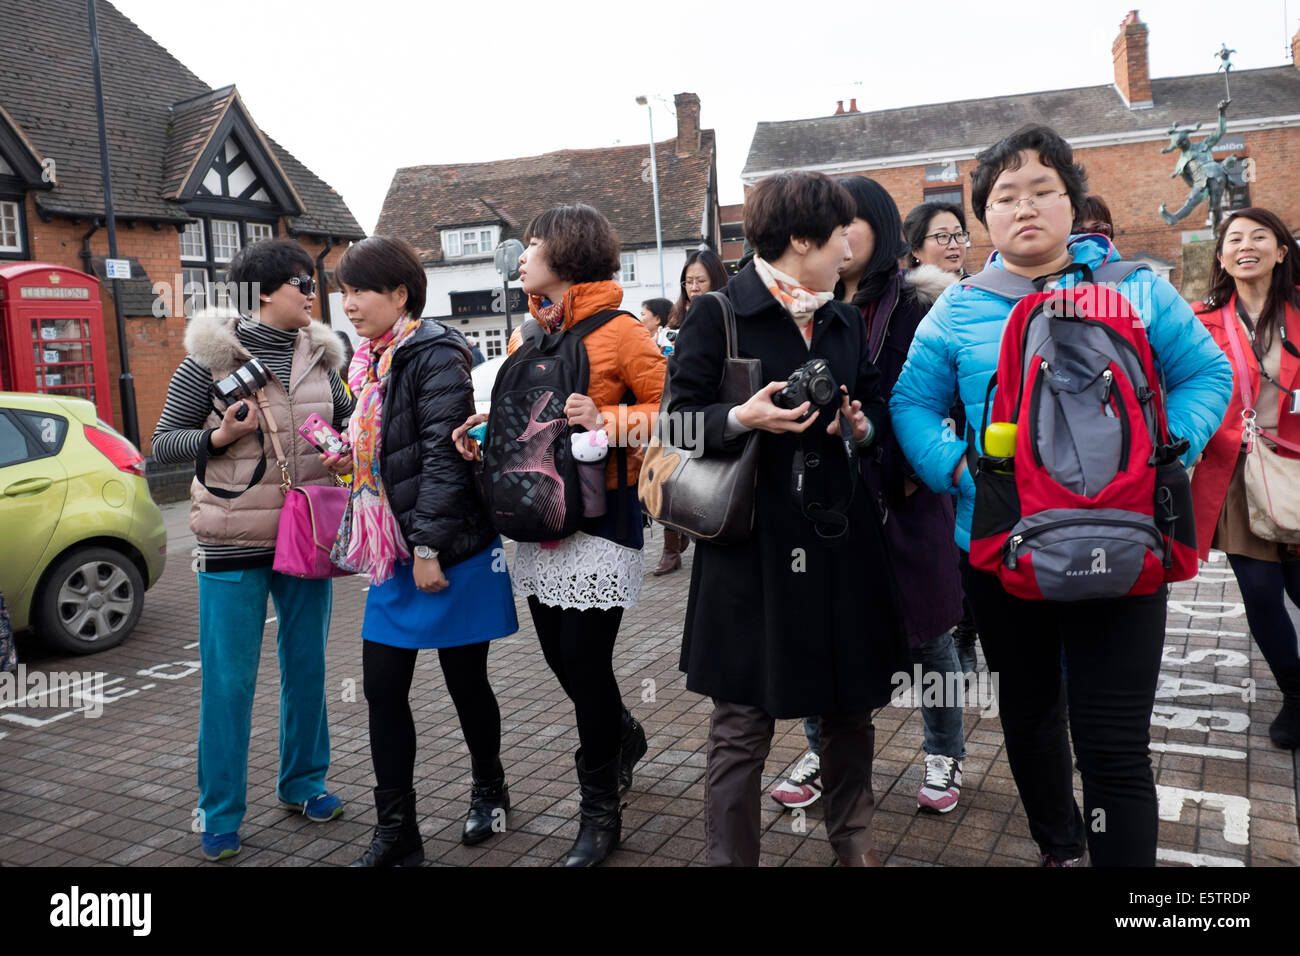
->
<box><xmin>379</xmin><ymin>320</ymin><xmax>496</xmax><ymax>569</ymax></box>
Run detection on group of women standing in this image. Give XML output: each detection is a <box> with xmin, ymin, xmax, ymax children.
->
<box><xmin>166</xmin><ymin>121</ymin><xmax>1299</xmax><ymax>869</ymax></box>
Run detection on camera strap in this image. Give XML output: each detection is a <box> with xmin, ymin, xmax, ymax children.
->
<box><xmin>194</xmin><ymin>389</ymin><xmax>286</xmax><ymax>499</ymax></box>
<box><xmin>790</xmin><ymin>425</ymin><xmax>858</xmax><ymax>543</ymax></box>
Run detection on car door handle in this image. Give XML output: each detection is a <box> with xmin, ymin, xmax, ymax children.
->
<box><xmin>4</xmin><ymin>477</ymin><xmax>53</xmax><ymax>496</ymax></box>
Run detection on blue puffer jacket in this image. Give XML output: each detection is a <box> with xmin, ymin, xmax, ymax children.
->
<box><xmin>890</xmin><ymin>234</ymin><xmax>1233</xmax><ymax>552</ymax></box>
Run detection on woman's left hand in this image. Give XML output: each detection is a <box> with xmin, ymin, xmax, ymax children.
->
<box><xmin>826</xmin><ymin>386</ymin><xmax>870</xmax><ymax>444</ymax></box>
<box><xmin>564</xmin><ymin>393</ymin><xmax>603</xmax><ymax>430</ymax></box>
<box><xmin>413</xmin><ymin>555</ymin><xmax>449</xmax><ymax>593</ymax></box>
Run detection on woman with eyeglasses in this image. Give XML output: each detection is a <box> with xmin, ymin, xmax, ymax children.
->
<box><xmin>891</xmin><ymin>125</ymin><xmax>1232</xmax><ymax>866</ymax></box>
<box><xmin>903</xmin><ymin>202</ymin><xmax>970</xmax><ymax>277</ymax></box>
<box><xmin>1073</xmin><ymin>195</ymin><xmax>1115</xmax><ymax>239</ymax></box>
<box><xmin>1190</xmin><ymin>207</ymin><xmax>1300</xmax><ymax>750</ymax></box>
<box><xmin>152</xmin><ymin>239</ymin><xmax>354</xmax><ymax>862</ymax></box>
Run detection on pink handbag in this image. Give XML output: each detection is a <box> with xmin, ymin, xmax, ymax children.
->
<box><xmin>274</xmin><ymin>484</ymin><xmax>352</xmax><ymax>578</ymax></box>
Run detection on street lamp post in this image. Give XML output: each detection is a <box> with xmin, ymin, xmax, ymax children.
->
<box><xmin>635</xmin><ymin>95</ymin><xmax>666</xmax><ymax>298</ymax></box>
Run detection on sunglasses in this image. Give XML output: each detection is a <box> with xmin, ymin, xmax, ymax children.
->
<box><xmin>286</xmin><ymin>274</ymin><xmax>317</xmax><ymax>296</ymax></box>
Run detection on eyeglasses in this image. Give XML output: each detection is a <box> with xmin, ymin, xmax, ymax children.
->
<box><xmin>985</xmin><ymin>190</ymin><xmax>1069</xmax><ymax>216</ymax></box>
<box><xmin>684</xmin><ymin>277</ymin><xmax>711</xmax><ymax>288</ymax></box>
<box><xmin>926</xmin><ymin>230</ymin><xmax>970</xmax><ymax>246</ymax></box>
<box><xmin>286</xmin><ymin>274</ymin><xmax>317</xmax><ymax>296</ymax></box>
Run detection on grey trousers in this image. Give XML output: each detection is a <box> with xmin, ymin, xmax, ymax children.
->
<box><xmin>704</xmin><ymin>699</ymin><xmax>878</xmax><ymax>866</ymax></box>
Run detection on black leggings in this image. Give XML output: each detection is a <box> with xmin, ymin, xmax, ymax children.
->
<box><xmin>363</xmin><ymin>639</ymin><xmax>501</xmax><ymax>792</ymax></box>
<box><xmin>1226</xmin><ymin>554</ymin><xmax>1300</xmax><ymax>673</ymax></box>
<box><xmin>527</xmin><ymin>596</ymin><xmax>624</xmax><ymax>767</ymax></box>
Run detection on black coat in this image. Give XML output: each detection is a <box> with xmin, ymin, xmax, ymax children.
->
<box><xmin>668</xmin><ymin>264</ymin><xmax>909</xmax><ymax>718</ymax></box>
<box><xmin>380</xmin><ymin>320</ymin><xmax>496</xmax><ymax>569</ymax></box>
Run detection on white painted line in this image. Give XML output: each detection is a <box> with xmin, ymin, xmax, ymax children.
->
<box><xmin>139</xmin><ymin>684</ymin><xmax>156</xmax><ymax>691</ymax></box>
<box><xmin>1156</xmin><ymin>848</ymin><xmax>1245</xmax><ymax>867</ymax></box>
<box><xmin>266</xmin><ymin>616</ymin><xmax>277</xmax><ymax>624</ymax></box>
<box><xmin>1167</xmin><ymin>601</ymin><xmax>1245</xmax><ymax>618</ymax></box>
<box><xmin>1151</xmin><ymin>741</ymin><xmax>1247</xmax><ymax>760</ymax></box>
<box><xmin>1161</xmin><ymin>647</ymin><xmax>1250</xmax><ymax>668</ymax></box>
<box><xmin>183</xmin><ymin>641</ymin><xmax>199</xmax><ymax>649</ymax></box>
<box><xmin>1165</xmin><ymin>627</ymin><xmax>1247</xmax><ymax>638</ymax></box>
<box><xmin>1156</xmin><ymin>786</ymin><xmax>1250</xmax><ymax>845</ymax></box>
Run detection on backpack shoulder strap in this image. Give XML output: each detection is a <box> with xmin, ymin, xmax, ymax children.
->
<box><xmin>1091</xmin><ymin>261</ymin><xmax>1150</xmax><ymax>285</ymax></box>
<box><xmin>566</xmin><ymin>308</ymin><xmax>631</xmax><ymax>341</ymax></box>
<box><xmin>961</xmin><ymin>267</ymin><xmax>1038</xmax><ymax>300</ymax></box>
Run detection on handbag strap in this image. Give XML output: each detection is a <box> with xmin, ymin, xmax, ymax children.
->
<box><xmin>707</xmin><ymin>291</ymin><xmax>740</xmax><ymax>359</ymax></box>
<box><xmin>255</xmin><ymin>391</ymin><xmax>292</xmax><ymax>493</ymax></box>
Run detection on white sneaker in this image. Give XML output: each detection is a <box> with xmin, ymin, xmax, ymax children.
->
<box><xmin>916</xmin><ymin>754</ymin><xmax>962</xmax><ymax>813</ymax></box>
<box><xmin>769</xmin><ymin>750</ymin><xmax>822</xmax><ymax>809</ymax></box>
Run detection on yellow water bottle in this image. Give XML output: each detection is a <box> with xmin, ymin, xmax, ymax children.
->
<box><xmin>984</xmin><ymin>422</ymin><xmax>1017</xmax><ymax>458</ymax></box>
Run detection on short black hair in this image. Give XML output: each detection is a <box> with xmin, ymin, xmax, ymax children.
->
<box><xmin>642</xmin><ymin>297</ymin><xmax>672</xmax><ymax>325</ymax></box>
<box><xmin>743</xmin><ymin>172</ymin><xmax>855</xmax><ymax>262</ymax></box>
<box><xmin>335</xmin><ymin>236</ymin><xmax>427</xmax><ymax>319</ymax></box>
<box><xmin>1073</xmin><ymin>194</ymin><xmax>1114</xmax><ymax>232</ymax></box>
<box><xmin>903</xmin><ymin>201</ymin><xmax>968</xmax><ymax>253</ymax></box>
<box><xmin>523</xmin><ymin>204</ymin><xmax>621</xmax><ymax>284</ymax></box>
<box><xmin>225</xmin><ymin>237</ymin><xmax>315</xmax><ymax>295</ymax></box>
<box><xmin>969</xmin><ymin>124</ymin><xmax>1087</xmax><ymax>227</ymax></box>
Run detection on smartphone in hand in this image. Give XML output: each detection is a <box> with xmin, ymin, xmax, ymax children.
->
<box><xmin>299</xmin><ymin>414</ymin><xmax>350</xmax><ymax>456</ymax></box>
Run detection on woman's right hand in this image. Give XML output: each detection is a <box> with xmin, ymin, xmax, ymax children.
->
<box><xmin>209</xmin><ymin>400</ymin><xmax>259</xmax><ymax>450</ymax></box>
<box><xmin>734</xmin><ymin>381</ymin><xmax>818</xmax><ymax>434</ymax></box>
<box><xmin>452</xmin><ymin>413</ymin><xmax>489</xmax><ymax>461</ymax></box>
<box><xmin>320</xmin><ymin>452</ymin><xmax>352</xmax><ymax>476</ymax></box>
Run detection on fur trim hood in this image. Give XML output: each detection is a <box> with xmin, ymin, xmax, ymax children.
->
<box><xmin>184</xmin><ymin>306</ymin><xmax>346</xmax><ymax>372</ymax></box>
<box><xmin>903</xmin><ymin>264</ymin><xmax>960</xmax><ymax>310</ymax></box>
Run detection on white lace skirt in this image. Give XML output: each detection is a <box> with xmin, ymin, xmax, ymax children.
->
<box><xmin>511</xmin><ymin>532</ymin><xmax>644</xmax><ymax>610</ymax></box>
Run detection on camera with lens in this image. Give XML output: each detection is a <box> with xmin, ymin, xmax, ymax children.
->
<box><xmin>663</xmin><ymin>329</ymin><xmax>678</xmax><ymax>343</ymax></box>
<box><xmin>211</xmin><ymin>358</ymin><xmax>270</xmax><ymax>421</ymax></box>
<box><xmin>773</xmin><ymin>358</ymin><xmax>839</xmax><ymax>420</ymax></box>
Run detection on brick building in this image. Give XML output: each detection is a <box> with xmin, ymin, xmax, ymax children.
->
<box><xmin>0</xmin><ymin>0</ymin><xmax>365</xmax><ymax>468</ymax></box>
<box><xmin>375</xmin><ymin>93</ymin><xmax>720</xmax><ymax>357</ymax></box>
<box><xmin>741</xmin><ymin>11</ymin><xmax>1300</xmax><ymax>294</ymax></box>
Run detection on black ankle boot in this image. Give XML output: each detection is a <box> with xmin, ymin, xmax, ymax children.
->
<box><xmin>463</xmin><ymin>760</ymin><xmax>510</xmax><ymax>845</ymax></box>
<box><xmin>351</xmin><ymin>788</ymin><xmax>423</xmax><ymax>867</ymax></box>
<box><xmin>563</xmin><ymin>749</ymin><xmax>622</xmax><ymax>867</ymax></box>
<box><xmin>618</xmin><ymin>710</ymin><xmax>648</xmax><ymax>797</ymax></box>
<box><xmin>1269</xmin><ymin>666</ymin><xmax>1300</xmax><ymax>750</ymax></box>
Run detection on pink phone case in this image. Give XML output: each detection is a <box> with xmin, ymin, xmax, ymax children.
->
<box><xmin>299</xmin><ymin>414</ymin><xmax>348</xmax><ymax>455</ymax></box>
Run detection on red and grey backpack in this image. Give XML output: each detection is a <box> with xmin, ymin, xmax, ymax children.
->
<box><xmin>477</xmin><ymin>309</ymin><xmax>630</xmax><ymax>542</ymax></box>
<box><xmin>967</xmin><ymin>261</ymin><xmax>1197</xmax><ymax>601</ymax></box>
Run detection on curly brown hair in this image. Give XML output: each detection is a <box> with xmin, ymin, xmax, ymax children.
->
<box><xmin>523</xmin><ymin>204</ymin><xmax>622</xmax><ymax>284</ymax></box>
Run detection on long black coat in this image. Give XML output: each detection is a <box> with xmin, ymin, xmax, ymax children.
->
<box><xmin>379</xmin><ymin>320</ymin><xmax>496</xmax><ymax>569</ymax></box>
<box><xmin>668</xmin><ymin>264</ymin><xmax>908</xmax><ymax>718</ymax></box>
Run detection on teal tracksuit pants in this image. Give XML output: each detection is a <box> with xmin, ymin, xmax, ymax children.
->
<box><xmin>196</xmin><ymin>567</ymin><xmax>332</xmax><ymax>835</ymax></box>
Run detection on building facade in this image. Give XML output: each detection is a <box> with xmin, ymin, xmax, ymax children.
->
<box><xmin>0</xmin><ymin>0</ymin><xmax>365</xmax><ymax>473</ymax></box>
<box><xmin>375</xmin><ymin>93</ymin><xmax>720</xmax><ymax>354</ymax></box>
<box><xmin>741</xmin><ymin>12</ymin><xmax>1300</xmax><ymax>294</ymax></box>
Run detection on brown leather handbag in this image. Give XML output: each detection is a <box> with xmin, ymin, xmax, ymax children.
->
<box><xmin>639</xmin><ymin>292</ymin><xmax>761</xmax><ymax>543</ymax></box>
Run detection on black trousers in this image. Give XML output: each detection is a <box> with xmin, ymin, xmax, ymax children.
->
<box><xmin>363</xmin><ymin>639</ymin><xmax>501</xmax><ymax>792</ymax></box>
<box><xmin>526</xmin><ymin>596</ymin><xmax>624</xmax><ymax>767</ymax></box>
<box><xmin>959</xmin><ymin>552</ymin><xmax>1165</xmax><ymax>867</ymax></box>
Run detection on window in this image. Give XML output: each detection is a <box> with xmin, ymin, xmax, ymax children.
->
<box><xmin>923</xmin><ymin>185</ymin><xmax>964</xmax><ymax>209</ymax></box>
<box><xmin>15</xmin><ymin>410</ymin><xmax>67</xmax><ymax>456</ymax></box>
<box><xmin>0</xmin><ymin>414</ymin><xmax>32</xmax><ymax>467</ymax></box>
<box><xmin>182</xmin><ymin>267</ymin><xmax>209</xmax><ymax>315</ymax></box>
<box><xmin>246</xmin><ymin>222</ymin><xmax>274</xmax><ymax>244</ymax></box>
<box><xmin>482</xmin><ymin>328</ymin><xmax>505</xmax><ymax>359</ymax></box>
<box><xmin>210</xmin><ymin>219</ymin><xmax>241</xmax><ymax>262</ymax></box>
<box><xmin>180</xmin><ymin>221</ymin><xmax>206</xmax><ymax>260</ymax></box>
<box><xmin>441</xmin><ymin>226</ymin><xmax>499</xmax><ymax>259</ymax></box>
<box><xmin>620</xmin><ymin>252</ymin><xmax>637</xmax><ymax>284</ymax></box>
<box><xmin>0</xmin><ymin>199</ymin><xmax>23</xmax><ymax>252</ymax></box>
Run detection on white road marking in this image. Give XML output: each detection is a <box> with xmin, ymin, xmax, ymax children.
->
<box><xmin>1156</xmin><ymin>848</ymin><xmax>1245</xmax><ymax>867</ymax></box>
<box><xmin>1150</xmin><ymin>741</ymin><xmax>1247</xmax><ymax>760</ymax></box>
<box><xmin>1156</xmin><ymin>787</ymin><xmax>1250</xmax><ymax>845</ymax></box>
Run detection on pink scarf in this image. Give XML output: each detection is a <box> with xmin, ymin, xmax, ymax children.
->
<box><xmin>331</xmin><ymin>315</ymin><xmax>421</xmax><ymax>585</ymax></box>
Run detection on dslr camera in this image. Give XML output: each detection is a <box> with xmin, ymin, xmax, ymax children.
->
<box><xmin>773</xmin><ymin>358</ymin><xmax>839</xmax><ymax>421</ymax></box>
<box><xmin>211</xmin><ymin>358</ymin><xmax>270</xmax><ymax>421</ymax></box>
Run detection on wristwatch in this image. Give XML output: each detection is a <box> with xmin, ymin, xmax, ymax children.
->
<box><xmin>413</xmin><ymin>546</ymin><xmax>439</xmax><ymax>560</ymax></box>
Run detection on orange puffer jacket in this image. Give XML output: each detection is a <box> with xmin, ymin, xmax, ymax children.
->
<box><xmin>509</xmin><ymin>280</ymin><xmax>666</xmax><ymax>489</ymax></box>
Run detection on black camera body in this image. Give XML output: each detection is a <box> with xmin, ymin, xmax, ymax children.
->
<box><xmin>211</xmin><ymin>358</ymin><xmax>270</xmax><ymax>420</ymax></box>
<box><xmin>773</xmin><ymin>358</ymin><xmax>839</xmax><ymax>420</ymax></box>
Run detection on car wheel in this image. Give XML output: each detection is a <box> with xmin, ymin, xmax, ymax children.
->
<box><xmin>35</xmin><ymin>546</ymin><xmax>144</xmax><ymax>654</ymax></box>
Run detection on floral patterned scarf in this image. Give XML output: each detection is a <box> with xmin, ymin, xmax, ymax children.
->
<box><xmin>331</xmin><ymin>314</ymin><xmax>421</xmax><ymax>584</ymax></box>
<box><xmin>752</xmin><ymin>256</ymin><xmax>834</xmax><ymax>347</ymax></box>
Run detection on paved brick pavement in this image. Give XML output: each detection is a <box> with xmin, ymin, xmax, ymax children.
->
<box><xmin>0</xmin><ymin>504</ymin><xmax>1295</xmax><ymax>867</ymax></box>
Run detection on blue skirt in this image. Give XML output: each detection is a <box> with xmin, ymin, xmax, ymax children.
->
<box><xmin>361</xmin><ymin>538</ymin><xmax>518</xmax><ymax>649</ymax></box>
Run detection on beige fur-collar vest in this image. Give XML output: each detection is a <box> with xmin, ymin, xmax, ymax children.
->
<box><xmin>185</xmin><ymin>310</ymin><xmax>344</xmax><ymax>549</ymax></box>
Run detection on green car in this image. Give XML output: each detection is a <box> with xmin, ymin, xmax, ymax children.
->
<box><xmin>0</xmin><ymin>392</ymin><xmax>166</xmax><ymax>654</ymax></box>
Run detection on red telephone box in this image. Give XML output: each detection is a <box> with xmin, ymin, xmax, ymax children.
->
<box><xmin>0</xmin><ymin>262</ymin><xmax>114</xmax><ymax>422</ymax></box>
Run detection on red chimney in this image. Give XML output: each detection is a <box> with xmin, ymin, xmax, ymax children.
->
<box><xmin>834</xmin><ymin>100</ymin><xmax>845</xmax><ymax>115</ymax></box>
<box><xmin>1112</xmin><ymin>10</ymin><xmax>1153</xmax><ymax>108</ymax></box>
<box><xmin>674</xmin><ymin>92</ymin><xmax>701</xmax><ymax>157</ymax></box>
<box><xmin>848</xmin><ymin>98</ymin><xmax>859</xmax><ymax>113</ymax></box>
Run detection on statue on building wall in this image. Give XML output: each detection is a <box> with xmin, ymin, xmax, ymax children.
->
<box><xmin>1157</xmin><ymin>99</ymin><xmax>1247</xmax><ymax>229</ymax></box>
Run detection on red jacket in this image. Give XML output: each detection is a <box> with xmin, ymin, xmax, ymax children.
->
<box><xmin>1190</xmin><ymin>292</ymin><xmax>1300</xmax><ymax>559</ymax></box>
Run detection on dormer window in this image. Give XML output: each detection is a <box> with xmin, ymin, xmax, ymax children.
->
<box><xmin>442</xmin><ymin>226</ymin><xmax>499</xmax><ymax>259</ymax></box>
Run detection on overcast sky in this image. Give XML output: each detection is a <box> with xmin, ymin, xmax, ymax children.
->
<box><xmin>111</xmin><ymin>0</ymin><xmax>1296</xmax><ymax>233</ymax></box>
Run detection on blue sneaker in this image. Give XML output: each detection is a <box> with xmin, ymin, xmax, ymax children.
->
<box><xmin>282</xmin><ymin>792</ymin><xmax>344</xmax><ymax>822</ymax></box>
<box><xmin>200</xmin><ymin>831</ymin><xmax>241</xmax><ymax>861</ymax></box>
